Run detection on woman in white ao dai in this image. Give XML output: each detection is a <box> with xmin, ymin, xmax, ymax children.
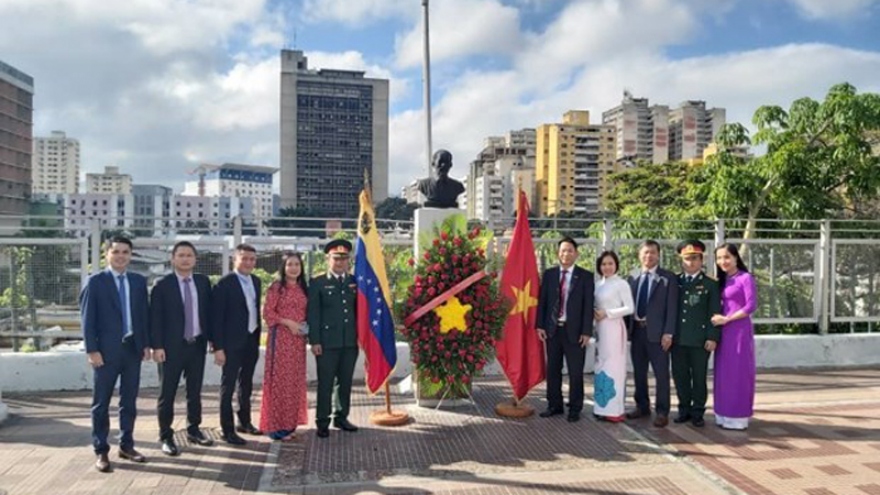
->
<box><xmin>592</xmin><ymin>251</ymin><xmax>635</xmax><ymax>421</ymax></box>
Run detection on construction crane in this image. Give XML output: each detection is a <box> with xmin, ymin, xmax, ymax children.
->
<box><xmin>186</xmin><ymin>163</ymin><xmax>218</xmax><ymax>197</ymax></box>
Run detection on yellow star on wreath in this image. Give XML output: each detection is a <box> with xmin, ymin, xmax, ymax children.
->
<box><xmin>434</xmin><ymin>296</ymin><xmax>472</xmax><ymax>334</ymax></box>
<box><xmin>509</xmin><ymin>280</ymin><xmax>537</xmax><ymax>323</ymax></box>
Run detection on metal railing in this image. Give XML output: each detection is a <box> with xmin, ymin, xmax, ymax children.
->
<box><xmin>1</xmin><ymin>214</ymin><xmax>879</xmax><ymax>351</ymax></box>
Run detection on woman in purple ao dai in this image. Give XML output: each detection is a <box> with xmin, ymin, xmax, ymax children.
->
<box><xmin>710</xmin><ymin>243</ymin><xmax>758</xmax><ymax>430</ymax></box>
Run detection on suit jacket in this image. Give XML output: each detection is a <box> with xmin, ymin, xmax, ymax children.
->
<box><xmin>307</xmin><ymin>272</ymin><xmax>358</xmax><ymax>350</ymax></box>
<box><xmin>149</xmin><ymin>272</ymin><xmax>212</xmax><ymax>355</ymax></box>
<box><xmin>627</xmin><ymin>267</ymin><xmax>679</xmax><ymax>343</ymax></box>
<box><xmin>211</xmin><ymin>272</ymin><xmax>262</xmax><ymax>352</ymax></box>
<box><xmin>536</xmin><ymin>265</ymin><xmax>595</xmax><ymax>344</ymax></box>
<box><xmin>676</xmin><ymin>271</ymin><xmax>721</xmax><ymax>347</ymax></box>
<box><xmin>80</xmin><ymin>270</ymin><xmax>150</xmax><ymax>362</ymax></box>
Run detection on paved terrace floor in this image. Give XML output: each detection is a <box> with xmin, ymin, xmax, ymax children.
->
<box><xmin>1</xmin><ymin>368</ymin><xmax>879</xmax><ymax>495</ymax></box>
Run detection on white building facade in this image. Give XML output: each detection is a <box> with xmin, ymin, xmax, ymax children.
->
<box><xmin>32</xmin><ymin>131</ymin><xmax>80</xmax><ymax>194</ymax></box>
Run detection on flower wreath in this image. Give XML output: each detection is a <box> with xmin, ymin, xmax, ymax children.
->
<box><xmin>398</xmin><ymin>222</ymin><xmax>509</xmax><ymax>397</ymax></box>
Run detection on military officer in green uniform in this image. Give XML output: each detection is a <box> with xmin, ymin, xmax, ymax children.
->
<box><xmin>672</xmin><ymin>240</ymin><xmax>721</xmax><ymax>427</ymax></box>
<box><xmin>308</xmin><ymin>239</ymin><xmax>360</xmax><ymax>439</ymax></box>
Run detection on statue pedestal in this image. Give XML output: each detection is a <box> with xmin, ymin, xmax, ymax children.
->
<box><xmin>414</xmin><ymin>207</ymin><xmax>465</xmax><ymax>259</ymax></box>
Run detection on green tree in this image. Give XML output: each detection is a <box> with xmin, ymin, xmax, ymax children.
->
<box><xmin>704</xmin><ymin>83</ymin><xmax>880</xmax><ymax>245</ymax></box>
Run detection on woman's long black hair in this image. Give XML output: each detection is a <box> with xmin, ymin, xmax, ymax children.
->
<box><xmin>277</xmin><ymin>251</ymin><xmax>308</xmax><ymax>294</ymax></box>
<box><xmin>715</xmin><ymin>243</ymin><xmax>749</xmax><ymax>287</ymax></box>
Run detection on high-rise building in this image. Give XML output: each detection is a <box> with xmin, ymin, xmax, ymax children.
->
<box><xmin>33</xmin><ymin>131</ymin><xmax>80</xmax><ymax>194</ymax></box>
<box><xmin>0</xmin><ymin>60</ymin><xmax>34</xmax><ymax>216</ymax></box>
<box><xmin>535</xmin><ymin>111</ymin><xmax>618</xmax><ymax>216</ymax></box>
<box><xmin>602</xmin><ymin>92</ymin><xmax>669</xmax><ymax>164</ymax></box>
<box><xmin>280</xmin><ymin>50</ymin><xmax>389</xmax><ymax>217</ymax></box>
<box><xmin>466</xmin><ymin>129</ymin><xmax>536</xmax><ymax>222</ymax></box>
<box><xmin>669</xmin><ymin>101</ymin><xmax>726</xmax><ymax>161</ymax></box>
<box><xmin>86</xmin><ymin>166</ymin><xmax>132</xmax><ymax>194</ymax></box>
<box><xmin>182</xmin><ymin>162</ymin><xmax>276</xmax><ymax>232</ymax></box>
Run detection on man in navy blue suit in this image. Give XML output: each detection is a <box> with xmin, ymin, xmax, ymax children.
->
<box><xmin>150</xmin><ymin>241</ymin><xmax>214</xmax><ymax>456</ymax></box>
<box><xmin>211</xmin><ymin>244</ymin><xmax>262</xmax><ymax>445</ymax></box>
<box><xmin>535</xmin><ymin>237</ymin><xmax>595</xmax><ymax>423</ymax></box>
<box><xmin>80</xmin><ymin>236</ymin><xmax>151</xmax><ymax>473</ymax></box>
<box><xmin>626</xmin><ymin>239</ymin><xmax>679</xmax><ymax>428</ymax></box>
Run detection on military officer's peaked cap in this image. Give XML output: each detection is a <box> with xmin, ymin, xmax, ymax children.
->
<box><xmin>677</xmin><ymin>240</ymin><xmax>706</xmax><ymax>257</ymax></box>
<box><xmin>324</xmin><ymin>239</ymin><xmax>353</xmax><ymax>257</ymax></box>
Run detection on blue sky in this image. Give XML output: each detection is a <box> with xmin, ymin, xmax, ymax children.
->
<box><xmin>1</xmin><ymin>0</ymin><xmax>878</xmax><ymax>197</ymax></box>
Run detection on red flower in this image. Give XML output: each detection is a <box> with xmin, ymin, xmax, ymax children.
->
<box><xmin>427</xmin><ymin>287</ymin><xmax>436</xmax><ymax>297</ymax></box>
<box><xmin>440</xmin><ymin>231</ymin><xmax>449</xmax><ymax>241</ymax></box>
<box><xmin>439</xmin><ymin>247</ymin><xmax>447</xmax><ymax>255</ymax></box>
<box><xmin>462</xmin><ymin>375</ymin><xmax>471</xmax><ymax>384</ymax></box>
<box><xmin>466</xmin><ymin>354</ymin><xmax>474</xmax><ymax>363</ymax></box>
<box><xmin>432</xmin><ymin>375</ymin><xmax>440</xmax><ymax>383</ymax></box>
<box><xmin>453</xmin><ymin>237</ymin><xmax>463</xmax><ymax>247</ymax></box>
<box><xmin>408</xmin><ymin>257</ymin><xmax>415</xmax><ymax>266</ymax></box>
<box><xmin>444</xmin><ymin>351</ymin><xmax>452</xmax><ymax>359</ymax></box>
<box><xmin>423</xmin><ymin>252</ymin><xmax>431</xmax><ymax>261</ymax></box>
<box><xmin>433</xmin><ymin>263</ymin><xmax>441</xmax><ymax>272</ymax></box>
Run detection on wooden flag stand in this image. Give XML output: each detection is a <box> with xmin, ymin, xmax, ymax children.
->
<box><xmin>369</xmin><ymin>382</ymin><xmax>410</xmax><ymax>426</ymax></box>
<box><xmin>495</xmin><ymin>395</ymin><xmax>535</xmax><ymax>418</ymax></box>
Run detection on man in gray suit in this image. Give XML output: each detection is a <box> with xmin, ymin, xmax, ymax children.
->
<box><xmin>626</xmin><ymin>240</ymin><xmax>679</xmax><ymax>427</ymax></box>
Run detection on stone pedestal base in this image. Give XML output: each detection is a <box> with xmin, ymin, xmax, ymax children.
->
<box><xmin>414</xmin><ymin>207</ymin><xmax>465</xmax><ymax>259</ymax></box>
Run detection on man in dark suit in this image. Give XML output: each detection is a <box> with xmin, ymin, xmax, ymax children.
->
<box><xmin>211</xmin><ymin>243</ymin><xmax>262</xmax><ymax>445</ymax></box>
<box><xmin>308</xmin><ymin>239</ymin><xmax>360</xmax><ymax>438</ymax></box>
<box><xmin>536</xmin><ymin>236</ymin><xmax>595</xmax><ymax>423</ymax></box>
<box><xmin>150</xmin><ymin>241</ymin><xmax>214</xmax><ymax>455</ymax></box>
<box><xmin>626</xmin><ymin>239</ymin><xmax>679</xmax><ymax>427</ymax></box>
<box><xmin>80</xmin><ymin>236</ymin><xmax>151</xmax><ymax>472</ymax></box>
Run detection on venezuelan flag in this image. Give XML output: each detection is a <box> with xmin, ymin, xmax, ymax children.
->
<box><xmin>355</xmin><ymin>189</ymin><xmax>397</xmax><ymax>394</ymax></box>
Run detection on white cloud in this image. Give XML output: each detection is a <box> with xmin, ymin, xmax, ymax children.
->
<box><xmin>784</xmin><ymin>0</ymin><xmax>879</xmax><ymax>19</ymax></box>
<box><xmin>301</xmin><ymin>0</ymin><xmax>416</xmax><ymax>25</ymax></box>
<box><xmin>393</xmin><ymin>0</ymin><xmax>524</xmax><ymax>68</ymax></box>
<box><xmin>387</xmin><ymin>42</ymin><xmax>880</xmax><ymax>195</ymax></box>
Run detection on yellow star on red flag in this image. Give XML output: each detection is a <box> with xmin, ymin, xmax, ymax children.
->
<box><xmin>509</xmin><ymin>280</ymin><xmax>537</xmax><ymax>323</ymax></box>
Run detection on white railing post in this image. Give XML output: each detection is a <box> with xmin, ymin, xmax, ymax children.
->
<box><xmin>714</xmin><ymin>218</ymin><xmax>725</xmax><ymax>247</ymax></box>
<box><xmin>818</xmin><ymin>220</ymin><xmax>831</xmax><ymax>335</ymax></box>
<box><xmin>602</xmin><ymin>219</ymin><xmax>613</xmax><ymax>252</ymax></box>
<box><xmin>90</xmin><ymin>219</ymin><xmax>101</xmax><ymax>275</ymax></box>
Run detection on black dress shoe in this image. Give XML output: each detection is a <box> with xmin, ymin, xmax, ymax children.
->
<box><xmin>161</xmin><ymin>439</ymin><xmax>180</xmax><ymax>456</ymax></box>
<box><xmin>674</xmin><ymin>413</ymin><xmax>692</xmax><ymax>424</ymax></box>
<box><xmin>118</xmin><ymin>447</ymin><xmax>146</xmax><ymax>463</ymax></box>
<box><xmin>95</xmin><ymin>453</ymin><xmax>111</xmax><ymax>473</ymax></box>
<box><xmin>692</xmin><ymin>417</ymin><xmax>705</xmax><ymax>427</ymax></box>
<box><xmin>236</xmin><ymin>424</ymin><xmax>263</xmax><ymax>435</ymax></box>
<box><xmin>316</xmin><ymin>427</ymin><xmax>330</xmax><ymax>439</ymax></box>
<box><xmin>333</xmin><ymin>419</ymin><xmax>359</xmax><ymax>432</ymax></box>
<box><xmin>539</xmin><ymin>408</ymin><xmax>564</xmax><ymax>418</ymax></box>
<box><xmin>567</xmin><ymin>413</ymin><xmax>581</xmax><ymax>423</ymax></box>
<box><xmin>625</xmin><ymin>409</ymin><xmax>650</xmax><ymax>420</ymax></box>
<box><xmin>187</xmin><ymin>429</ymin><xmax>214</xmax><ymax>446</ymax></box>
<box><xmin>221</xmin><ymin>432</ymin><xmax>247</xmax><ymax>445</ymax></box>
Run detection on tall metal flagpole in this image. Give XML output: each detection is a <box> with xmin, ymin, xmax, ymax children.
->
<box><xmin>422</xmin><ymin>0</ymin><xmax>433</xmax><ymax>177</ymax></box>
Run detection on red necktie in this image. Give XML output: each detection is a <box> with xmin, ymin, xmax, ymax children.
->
<box><xmin>557</xmin><ymin>269</ymin><xmax>567</xmax><ymax>320</ymax></box>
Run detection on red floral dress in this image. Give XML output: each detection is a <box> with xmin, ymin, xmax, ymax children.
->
<box><xmin>260</xmin><ymin>281</ymin><xmax>309</xmax><ymax>433</ymax></box>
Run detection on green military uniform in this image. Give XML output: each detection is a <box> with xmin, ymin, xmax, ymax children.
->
<box><xmin>672</xmin><ymin>270</ymin><xmax>721</xmax><ymax>421</ymax></box>
<box><xmin>308</xmin><ymin>244</ymin><xmax>359</xmax><ymax>433</ymax></box>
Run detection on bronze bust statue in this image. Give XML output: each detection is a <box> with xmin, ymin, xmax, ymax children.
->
<box><xmin>418</xmin><ymin>149</ymin><xmax>465</xmax><ymax>208</ymax></box>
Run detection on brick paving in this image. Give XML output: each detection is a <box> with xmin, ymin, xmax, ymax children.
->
<box><xmin>0</xmin><ymin>368</ymin><xmax>878</xmax><ymax>494</ymax></box>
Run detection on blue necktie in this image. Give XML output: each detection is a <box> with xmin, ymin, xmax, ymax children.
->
<box><xmin>636</xmin><ymin>273</ymin><xmax>650</xmax><ymax>319</ymax></box>
<box><xmin>118</xmin><ymin>274</ymin><xmax>129</xmax><ymax>338</ymax></box>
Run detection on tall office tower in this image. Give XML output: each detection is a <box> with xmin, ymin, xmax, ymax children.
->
<box><xmin>602</xmin><ymin>91</ymin><xmax>670</xmax><ymax>165</ymax></box>
<box><xmin>669</xmin><ymin>101</ymin><xmax>726</xmax><ymax>161</ymax></box>
<box><xmin>466</xmin><ymin>129</ymin><xmax>536</xmax><ymax>221</ymax></box>
<box><xmin>535</xmin><ymin>111</ymin><xmax>618</xmax><ymax>216</ymax></box>
<box><xmin>0</xmin><ymin>60</ymin><xmax>34</xmax><ymax>215</ymax></box>
<box><xmin>33</xmin><ymin>131</ymin><xmax>80</xmax><ymax>194</ymax></box>
<box><xmin>280</xmin><ymin>50</ymin><xmax>389</xmax><ymax>217</ymax></box>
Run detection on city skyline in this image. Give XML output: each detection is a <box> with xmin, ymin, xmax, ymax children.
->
<box><xmin>2</xmin><ymin>0</ymin><xmax>879</xmax><ymax>199</ymax></box>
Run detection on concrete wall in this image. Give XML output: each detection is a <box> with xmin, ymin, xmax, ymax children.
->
<box><xmin>1</xmin><ymin>335</ymin><xmax>878</xmax><ymax>393</ymax></box>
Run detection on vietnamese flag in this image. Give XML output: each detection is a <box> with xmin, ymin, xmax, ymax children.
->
<box><xmin>495</xmin><ymin>190</ymin><xmax>545</xmax><ymax>401</ymax></box>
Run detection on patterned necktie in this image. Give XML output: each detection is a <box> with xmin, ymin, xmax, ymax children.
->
<box><xmin>557</xmin><ymin>269</ymin><xmax>567</xmax><ymax>320</ymax></box>
<box><xmin>183</xmin><ymin>277</ymin><xmax>195</xmax><ymax>340</ymax></box>
<box><xmin>117</xmin><ymin>274</ymin><xmax>128</xmax><ymax>337</ymax></box>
